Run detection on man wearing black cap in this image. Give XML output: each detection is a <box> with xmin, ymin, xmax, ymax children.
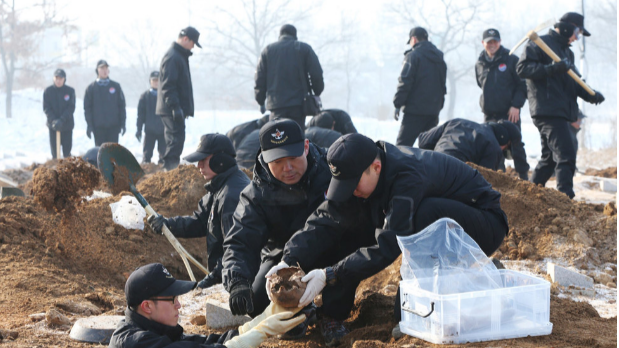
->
<box><xmin>109</xmin><ymin>263</ymin><xmax>304</xmax><ymax>348</ymax></box>
<box><xmin>84</xmin><ymin>60</ymin><xmax>127</xmax><ymax>146</ymax></box>
<box><xmin>418</xmin><ymin>118</ymin><xmax>527</xmax><ymax>174</ymax></box>
<box><xmin>147</xmin><ymin>134</ymin><xmax>249</xmax><ymax>290</ymax></box>
<box><xmin>314</xmin><ymin>109</ymin><xmax>358</xmax><ymax>135</ymax></box>
<box><xmin>254</xmin><ymin>24</ymin><xmax>324</xmax><ymax>128</ymax></box>
<box><xmin>157</xmin><ymin>26</ymin><xmax>201</xmax><ymax>171</ymax></box>
<box><xmin>393</xmin><ymin>27</ymin><xmax>447</xmax><ymax>147</ymax></box>
<box><xmin>475</xmin><ymin>28</ymin><xmax>530</xmax><ymax>180</ymax></box>
<box><xmin>275</xmin><ymin>133</ymin><xmax>508</xmax><ymax>345</ymax></box>
<box><xmin>43</xmin><ymin>68</ymin><xmax>75</xmax><ymax>159</ymax></box>
<box><xmin>136</xmin><ymin>71</ymin><xmax>165</xmax><ymax>164</ymax></box>
<box><xmin>222</xmin><ymin>119</ymin><xmax>332</xmax><ymax>339</ymax></box>
<box><xmin>517</xmin><ymin>12</ymin><xmax>604</xmax><ymax>198</ymax></box>
<box><xmin>304</xmin><ymin>112</ymin><xmax>342</xmax><ymax>149</ymax></box>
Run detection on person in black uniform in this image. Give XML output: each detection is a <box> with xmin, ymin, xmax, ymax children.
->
<box><xmin>226</xmin><ymin>115</ymin><xmax>270</xmax><ymax>150</ymax></box>
<box><xmin>157</xmin><ymin>27</ymin><xmax>200</xmax><ymax>171</ymax></box>
<box><xmin>254</xmin><ymin>24</ymin><xmax>324</xmax><ymax>128</ymax></box>
<box><xmin>108</xmin><ymin>263</ymin><xmax>305</xmax><ymax>348</ymax></box>
<box><xmin>270</xmin><ymin>133</ymin><xmax>508</xmax><ymax>346</ymax></box>
<box><xmin>84</xmin><ymin>60</ymin><xmax>126</xmax><ymax>146</ymax></box>
<box><xmin>312</xmin><ymin>109</ymin><xmax>357</xmax><ymax>135</ymax></box>
<box><xmin>147</xmin><ymin>134</ymin><xmax>250</xmax><ymax>289</ymax></box>
<box><xmin>136</xmin><ymin>71</ymin><xmax>166</xmax><ymax>164</ymax></box>
<box><xmin>43</xmin><ymin>69</ymin><xmax>75</xmax><ymax>159</ymax></box>
<box><xmin>234</xmin><ymin>129</ymin><xmax>261</xmax><ymax>170</ymax></box>
<box><xmin>475</xmin><ymin>28</ymin><xmax>530</xmax><ymax>179</ymax></box>
<box><xmin>517</xmin><ymin>12</ymin><xmax>604</xmax><ymax>198</ymax></box>
<box><xmin>393</xmin><ymin>27</ymin><xmax>447</xmax><ymax>147</ymax></box>
<box><xmin>418</xmin><ymin>118</ymin><xmax>525</xmax><ymax>174</ymax></box>
<box><xmin>304</xmin><ymin>112</ymin><xmax>342</xmax><ymax>149</ymax></box>
<box><xmin>222</xmin><ymin>119</ymin><xmax>332</xmax><ymax>339</ymax></box>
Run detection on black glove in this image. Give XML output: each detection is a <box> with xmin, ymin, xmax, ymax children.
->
<box><xmin>120</xmin><ymin>125</ymin><xmax>126</xmax><ymax>136</ymax></box>
<box><xmin>86</xmin><ymin>126</ymin><xmax>92</xmax><ymax>139</ymax></box>
<box><xmin>135</xmin><ymin>130</ymin><xmax>142</xmax><ymax>142</ymax></box>
<box><xmin>545</xmin><ymin>58</ymin><xmax>570</xmax><ymax>76</ymax></box>
<box><xmin>197</xmin><ymin>273</ymin><xmax>221</xmax><ymax>289</ymax></box>
<box><xmin>394</xmin><ymin>107</ymin><xmax>400</xmax><ymax>121</ymax></box>
<box><xmin>591</xmin><ymin>91</ymin><xmax>605</xmax><ymax>105</ymax></box>
<box><xmin>51</xmin><ymin>119</ymin><xmax>64</xmax><ymax>131</ymax></box>
<box><xmin>147</xmin><ymin>214</ymin><xmax>168</xmax><ymax>234</ymax></box>
<box><xmin>260</xmin><ymin>104</ymin><xmax>266</xmax><ymax>114</ymax></box>
<box><xmin>172</xmin><ymin>107</ymin><xmax>184</xmax><ymax>122</ymax></box>
<box><xmin>229</xmin><ymin>280</ymin><xmax>254</xmax><ymax>315</ymax></box>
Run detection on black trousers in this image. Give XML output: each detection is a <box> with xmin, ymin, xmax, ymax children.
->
<box><xmin>531</xmin><ymin>117</ymin><xmax>576</xmax><ymax>199</ymax></box>
<box><xmin>48</xmin><ymin>128</ymin><xmax>72</xmax><ymax>159</ymax></box>
<box><xmin>143</xmin><ymin>131</ymin><xmax>166</xmax><ymax>163</ymax></box>
<box><xmin>484</xmin><ymin>114</ymin><xmax>530</xmax><ymax>180</ymax></box>
<box><xmin>393</xmin><ymin>197</ymin><xmax>508</xmax><ymax>321</ymax></box>
<box><xmin>396</xmin><ymin>114</ymin><xmax>439</xmax><ymax>147</ymax></box>
<box><xmin>93</xmin><ymin>127</ymin><xmax>119</xmax><ymax>146</ymax></box>
<box><xmin>270</xmin><ymin>105</ymin><xmax>306</xmax><ymax>133</ymax></box>
<box><xmin>161</xmin><ymin>115</ymin><xmax>186</xmax><ymax>171</ymax></box>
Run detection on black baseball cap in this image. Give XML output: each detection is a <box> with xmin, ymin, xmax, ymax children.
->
<box><xmin>183</xmin><ymin>133</ymin><xmax>236</xmax><ymax>163</ymax></box>
<box><xmin>489</xmin><ymin>121</ymin><xmax>521</xmax><ymax>147</ymax></box>
<box><xmin>482</xmin><ymin>28</ymin><xmax>501</xmax><ymax>42</ymax></box>
<box><xmin>96</xmin><ymin>60</ymin><xmax>109</xmax><ymax>68</ymax></box>
<box><xmin>259</xmin><ymin>119</ymin><xmax>305</xmax><ymax>163</ymax></box>
<box><xmin>180</xmin><ymin>26</ymin><xmax>202</xmax><ymax>48</ymax></box>
<box><xmin>407</xmin><ymin>27</ymin><xmax>428</xmax><ymax>44</ymax></box>
<box><xmin>309</xmin><ymin>112</ymin><xmax>334</xmax><ymax>129</ymax></box>
<box><xmin>53</xmin><ymin>69</ymin><xmax>66</xmax><ymax>78</ymax></box>
<box><xmin>150</xmin><ymin>71</ymin><xmax>160</xmax><ymax>80</ymax></box>
<box><xmin>326</xmin><ymin>134</ymin><xmax>378</xmax><ymax>202</ymax></box>
<box><xmin>559</xmin><ymin>12</ymin><xmax>590</xmax><ymax>37</ymax></box>
<box><xmin>125</xmin><ymin>263</ymin><xmax>196</xmax><ymax>309</ymax></box>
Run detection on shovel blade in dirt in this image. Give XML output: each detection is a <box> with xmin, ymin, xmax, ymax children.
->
<box><xmin>0</xmin><ymin>187</ymin><xmax>25</xmax><ymax>198</ymax></box>
<box><xmin>97</xmin><ymin>142</ymin><xmax>144</xmax><ymax>192</ymax></box>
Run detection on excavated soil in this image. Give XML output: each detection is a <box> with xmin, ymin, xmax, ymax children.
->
<box><xmin>0</xmin><ymin>158</ymin><xmax>616</xmax><ymax>347</ymax></box>
<box><xmin>585</xmin><ymin>166</ymin><xmax>617</xmax><ymax>178</ymax></box>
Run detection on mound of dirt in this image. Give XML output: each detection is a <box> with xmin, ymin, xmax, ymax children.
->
<box><xmin>585</xmin><ymin>167</ymin><xmax>617</xmax><ymax>178</ymax></box>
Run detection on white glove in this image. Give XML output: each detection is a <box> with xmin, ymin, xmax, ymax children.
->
<box><xmin>298</xmin><ymin>269</ymin><xmax>326</xmax><ymax>308</ymax></box>
<box><xmin>224</xmin><ymin>311</ymin><xmax>306</xmax><ymax>348</ymax></box>
<box><xmin>238</xmin><ymin>302</ymin><xmax>301</xmax><ymax>334</ymax></box>
<box><xmin>264</xmin><ymin>261</ymin><xmax>289</xmax><ymax>301</ymax></box>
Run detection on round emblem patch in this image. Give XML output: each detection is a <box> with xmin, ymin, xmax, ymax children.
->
<box><xmin>64</xmin><ymin>94</ymin><xmax>70</xmax><ymax>101</ymax></box>
<box><xmin>498</xmin><ymin>63</ymin><xmax>507</xmax><ymax>72</ymax></box>
<box><xmin>109</xmin><ymin>87</ymin><xmax>116</xmax><ymax>94</ymax></box>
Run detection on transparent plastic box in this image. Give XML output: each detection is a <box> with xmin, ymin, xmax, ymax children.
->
<box><xmin>399</xmin><ymin>269</ymin><xmax>553</xmax><ymax>344</ymax></box>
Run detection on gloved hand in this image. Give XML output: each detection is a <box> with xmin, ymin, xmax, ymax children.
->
<box><xmin>238</xmin><ymin>302</ymin><xmax>301</xmax><ymax>334</ymax></box>
<box><xmin>229</xmin><ymin>280</ymin><xmax>254</xmax><ymax>315</ymax></box>
<box><xmin>135</xmin><ymin>130</ymin><xmax>142</xmax><ymax>142</ymax></box>
<box><xmin>591</xmin><ymin>91</ymin><xmax>605</xmax><ymax>105</ymax></box>
<box><xmin>545</xmin><ymin>58</ymin><xmax>570</xmax><ymax>76</ymax></box>
<box><xmin>120</xmin><ymin>126</ymin><xmax>126</xmax><ymax>136</ymax></box>
<box><xmin>196</xmin><ymin>272</ymin><xmax>221</xmax><ymax>289</ymax></box>
<box><xmin>172</xmin><ymin>107</ymin><xmax>184</xmax><ymax>122</ymax></box>
<box><xmin>260</xmin><ymin>104</ymin><xmax>266</xmax><ymax>114</ymax></box>
<box><xmin>264</xmin><ymin>261</ymin><xmax>289</xmax><ymax>301</ymax></box>
<box><xmin>394</xmin><ymin>107</ymin><xmax>400</xmax><ymax>121</ymax></box>
<box><xmin>298</xmin><ymin>269</ymin><xmax>326</xmax><ymax>307</ymax></box>
<box><xmin>146</xmin><ymin>214</ymin><xmax>168</xmax><ymax>234</ymax></box>
<box><xmin>224</xmin><ymin>311</ymin><xmax>306</xmax><ymax>348</ymax></box>
<box><xmin>86</xmin><ymin>126</ymin><xmax>92</xmax><ymax>139</ymax></box>
<box><xmin>51</xmin><ymin>119</ymin><xmax>64</xmax><ymax>131</ymax></box>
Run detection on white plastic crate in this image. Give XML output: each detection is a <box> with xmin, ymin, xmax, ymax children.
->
<box><xmin>399</xmin><ymin>269</ymin><xmax>553</xmax><ymax>344</ymax></box>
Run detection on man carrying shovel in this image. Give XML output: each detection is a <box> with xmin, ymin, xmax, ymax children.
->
<box><xmin>43</xmin><ymin>69</ymin><xmax>75</xmax><ymax>159</ymax></box>
<box><xmin>147</xmin><ymin>134</ymin><xmax>250</xmax><ymax>289</ymax></box>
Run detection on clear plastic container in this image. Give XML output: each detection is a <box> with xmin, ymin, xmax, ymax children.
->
<box><xmin>399</xmin><ymin>269</ymin><xmax>553</xmax><ymax>344</ymax></box>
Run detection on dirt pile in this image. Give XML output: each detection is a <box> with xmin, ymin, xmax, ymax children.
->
<box><xmin>585</xmin><ymin>166</ymin><xmax>617</xmax><ymax>178</ymax></box>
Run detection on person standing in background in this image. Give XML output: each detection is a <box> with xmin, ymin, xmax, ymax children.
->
<box><xmin>136</xmin><ymin>71</ymin><xmax>166</xmax><ymax>164</ymax></box>
<box><xmin>43</xmin><ymin>68</ymin><xmax>75</xmax><ymax>159</ymax></box>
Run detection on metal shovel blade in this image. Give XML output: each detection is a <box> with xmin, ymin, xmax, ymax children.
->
<box><xmin>97</xmin><ymin>143</ymin><xmax>144</xmax><ymax>191</ymax></box>
<box><xmin>0</xmin><ymin>187</ymin><xmax>25</xmax><ymax>198</ymax></box>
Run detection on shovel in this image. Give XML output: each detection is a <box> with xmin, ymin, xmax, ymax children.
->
<box><xmin>97</xmin><ymin>142</ymin><xmax>208</xmax><ymax>281</ymax></box>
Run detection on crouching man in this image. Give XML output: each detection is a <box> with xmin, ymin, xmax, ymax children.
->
<box><xmin>109</xmin><ymin>263</ymin><xmax>305</xmax><ymax>348</ymax></box>
<box><xmin>269</xmin><ymin>134</ymin><xmax>509</xmax><ymax>346</ymax></box>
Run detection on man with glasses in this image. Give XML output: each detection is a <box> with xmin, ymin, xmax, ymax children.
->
<box><xmin>109</xmin><ymin>263</ymin><xmax>305</xmax><ymax>348</ymax></box>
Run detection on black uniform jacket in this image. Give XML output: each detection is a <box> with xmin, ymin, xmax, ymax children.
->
<box><xmin>226</xmin><ymin>115</ymin><xmax>270</xmax><ymax>150</ymax></box>
<box><xmin>235</xmin><ymin>129</ymin><xmax>261</xmax><ymax>170</ymax></box>
<box><xmin>393</xmin><ymin>41</ymin><xmax>447</xmax><ymax>116</ymax></box>
<box><xmin>417</xmin><ymin>118</ymin><xmax>504</xmax><ymax>171</ymax></box>
<box><xmin>108</xmin><ymin>308</ymin><xmax>237</xmax><ymax>348</ymax></box>
<box><xmin>282</xmin><ymin>142</ymin><xmax>506</xmax><ymax>284</ymax></box>
<box><xmin>43</xmin><ymin>84</ymin><xmax>75</xmax><ymax>131</ymax></box>
<box><xmin>222</xmin><ymin>143</ymin><xmax>331</xmax><ymax>290</ymax></box>
<box><xmin>166</xmin><ymin>166</ymin><xmax>250</xmax><ymax>278</ymax></box>
<box><xmin>516</xmin><ymin>30</ymin><xmax>595</xmax><ymax>122</ymax></box>
<box><xmin>84</xmin><ymin>79</ymin><xmax>126</xmax><ymax>129</ymax></box>
<box><xmin>137</xmin><ymin>90</ymin><xmax>165</xmax><ymax>135</ymax></box>
<box><xmin>305</xmin><ymin>127</ymin><xmax>341</xmax><ymax>149</ymax></box>
<box><xmin>254</xmin><ymin>35</ymin><xmax>324</xmax><ymax>110</ymax></box>
<box><xmin>475</xmin><ymin>46</ymin><xmax>527</xmax><ymax>116</ymax></box>
<box><xmin>156</xmin><ymin>42</ymin><xmax>194</xmax><ymax>117</ymax></box>
<box><xmin>312</xmin><ymin>109</ymin><xmax>357</xmax><ymax>135</ymax></box>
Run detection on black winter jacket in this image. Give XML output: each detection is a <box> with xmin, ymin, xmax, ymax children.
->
<box><xmin>157</xmin><ymin>43</ymin><xmax>194</xmax><ymax>117</ymax></box>
<box><xmin>282</xmin><ymin>143</ymin><xmax>506</xmax><ymax>284</ymax></box>
<box><xmin>222</xmin><ymin>143</ymin><xmax>331</xmax><ymax>290</ymax></box>
<box><xmin>418</xmin><ymin>118</ymin><xmax>504</xmax><ymax>171</ymax></box>
<box><xmin>393</xmin><ymin>41</ymin><xmax>447</xmax><ymax>116</ymax></box>
<box><xmin>137</xmin><ymin>89</ymin><xmax>165</xmax><ymax>135</ymax></box>
<box><xmin>84</xmin><ymin>79</ymin><xmax>126</xmax><ymax>129</ymax></box>
<box><xmin>166</xmin><ymin>166</ymin><xmax>250</xmax><ymax>280</ymax></box>
<box><xmin>516</xmin><ymin>30</ymin><xmax>595</xmax><ymax>122</ymax></box>
<box><xmin>305</xmin><ymin>127</ymin><xmax>341</xmax><ymax>149</ymax></box>
<box><xmin>254</xmin><ymin>35</ymin><xmax>324</xmax><ymax>110</ymax></box>
<box><xmin>226</xmin><ymin>115</ymin><xmax>270</xmax><ymax>150</ymax></box>
<box><xmin>108</xmin><ymin>308</ymin><xmax>236</xmax><ymax>348</ymax></box>
<box><xmin>43</xmin><ymin>84</ymin><xmax>75</xmax><ymax>131</ymax></box>
<box><xmin>309</xmin><ymin>109</ymin><xmax>357</xmax><ymax>135</ymax></box>
<box><xmin>476</xmin><ymin>46</ymin><xmax>527</xmax><ymax>116</ymax></box>
<box><xmin>235</xmin><ymin>129</ymin><xmax>260</xmax><ymax>170</ymax></box>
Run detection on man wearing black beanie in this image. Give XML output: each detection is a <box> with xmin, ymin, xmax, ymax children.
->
<box><xmin>147</xmin><ymin>134</ymin><xmax>250</xmax><ymax>289</ymax></box>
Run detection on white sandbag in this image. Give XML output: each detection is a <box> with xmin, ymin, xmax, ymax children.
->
<box><xmin>109</xmin><ymin>195</ymin><xmax>146</xmax><ymax>230</ymax></box>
